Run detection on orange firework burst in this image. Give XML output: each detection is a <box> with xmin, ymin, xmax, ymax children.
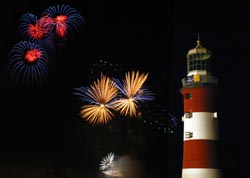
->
<box><xmin>74</xmin><ymin>74</ymin><xmax>118</xmax><ymax>125</ymax></box>
<box><xmin>113</xmin><ymin>70</ymin><xmax>153</xmax><ymax>117</ymax></box>
<box><xmin>113</xmin><ymin>97</ymin><xmax>138</xmax><ymax>117</ymax></box>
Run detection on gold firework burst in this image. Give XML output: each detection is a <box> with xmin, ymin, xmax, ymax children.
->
<box><xmin>79</xmin><ymin>74</ymin><xmax>118</xmax><ymax>125</ymax></box>
<box><xmin>113</xmin><ymin>70</ymin><xmax>149</xmax><ymax>117</ymax></box>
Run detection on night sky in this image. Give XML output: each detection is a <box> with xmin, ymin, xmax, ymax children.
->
<box><xmin>1</xmin><ymin>0</ymin><xmax>250</xmax><ymax>178</ymax></box>
<box><xmin>1</xmin><ymin>0</ymin><xmax>171</xmax><ymax>177</ymax></box>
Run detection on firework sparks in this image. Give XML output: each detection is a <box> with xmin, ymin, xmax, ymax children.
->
<box><xmin>113</xmin><ymin>70</ymin><xmax>154</xmax><ymax>117</ymax></box>
<box><xmin>90</xmin><ymin>59</ymin><xmax>123</xmax><ymax>81</ymax></box>
<box><xmin>140</xmin><ymin>103</ymin><xmax>178</xmax><ymax>134</ymax></box>
<box><xmin>73</xmin><ymin>74</ymin><xmax>118</xmax><ymax>125</ymax></box>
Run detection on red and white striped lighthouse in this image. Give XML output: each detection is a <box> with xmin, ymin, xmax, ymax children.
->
<box><xmin>180</xmin><ymin>37</ymin><xmax>222</xmax><ymax>178</ymax></box>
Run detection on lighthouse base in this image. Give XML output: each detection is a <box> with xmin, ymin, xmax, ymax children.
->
<box><xmin>182</xmin><ymin>168</ymin><xmax>222</xmax><ymax>178</ymax></box>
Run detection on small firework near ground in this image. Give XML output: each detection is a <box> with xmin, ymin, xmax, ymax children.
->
<box><xmin>99</xmin><ymin>152</ymin><xmax>123</xmax><ymax>177</ymax></box>
<box><xmin>99</xmin><ymin>152</ymin><xmax>145</xmax><ymax>178</ymax></box>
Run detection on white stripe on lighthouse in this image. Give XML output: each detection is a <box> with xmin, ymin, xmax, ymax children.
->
<box><xmin>183</xmin><ymin>112</ymin><xmax>219</xmax><ymax>141</ymax></box>
<box><xmin>182</xmin><ymin>168</ymin><xmax>222</xmax><ymax>178</ymax></box>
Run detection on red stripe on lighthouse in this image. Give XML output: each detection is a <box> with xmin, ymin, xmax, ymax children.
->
<box><xmin>180</xmin><ymin>87</ymin><xmax>215</xmax><ymax>113</ymax></box>
<box><xmin>183</xmin><ymin>139</ymin><xmax>219</xmax><ymax>168</ymax></box>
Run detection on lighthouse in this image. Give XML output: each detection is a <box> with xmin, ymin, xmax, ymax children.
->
<box><xmin>180</xmin><ymin>36</ymin><xmax>222</xmax><ymax>178</ymax></box>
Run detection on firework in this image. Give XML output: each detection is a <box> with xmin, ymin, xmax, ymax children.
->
<box><xmin>73</xmin><ymin>74</ymin><xmax>118</xmax><ymax>125</ymax></box>
<box><xmin>100</xmin><ymin>152</ymin><xmax>123</xmax><ymax>177</ymax></box>
<box><xmin>41</xmin><ymin>4</ymin><xmax>85</xmax><ymax>41</ymax></box>
<box><xmin>113</xmin><ymin>70</ymin><xmax>154</xmax><ymax>117</ymax></box>
<box><xmin>18</xmin><ymin>13</ymin><xmax>55</xmax><ymax>57</ymax></box>
<box><xmin>8</xmin><ymin>41</ymin><xmax>49</xmax><ymax>85</ymax></box>
<box><xmin>99</xmin><ymin>153</ymin><xmax>145</xmax><ymax>178</ymax></box>
<box><xmin>100</xmin><ymin>152</ymin><xmax>115</xmax><ymax>171</ymax></box>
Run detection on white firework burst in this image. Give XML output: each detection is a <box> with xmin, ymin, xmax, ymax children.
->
<box><xmin>100</xmin><ymin>152</ymin><xmax>115</xmax><ymax>171</ymax></box>
<box><xmin>99</xmin><ymin>152</ymin><xmax>123</xmax><ymax>177</ymax></box>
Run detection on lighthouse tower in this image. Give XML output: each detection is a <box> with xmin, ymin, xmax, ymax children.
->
<box><xmin>180</xmin><ymin>36</ymin><xmax>222</xmax><ymax>178</ymax></box>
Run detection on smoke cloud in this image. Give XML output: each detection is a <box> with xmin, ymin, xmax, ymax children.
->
<box><xmin>116</xmin><ymin>154</ymin><xmax>145</xmax><ymax>178</ymax></box>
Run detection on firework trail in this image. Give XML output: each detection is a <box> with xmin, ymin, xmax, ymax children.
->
<box><xmin>167</xmin><ymin>113</ymin><xmax>178</xmax><ymax>134</ymax></box>
<box><xmin>41</xmin><ymin>4</ymin><xmax>85</xmax><ymax>43</ymax></box>
<box><xmin>18</xmin><ymin>13</ymin><xmax>55</xmax><ymax>57</ymax></box>
<box><xmin>73</xmin><ymin>74</ymin><xmax>118</xmax><ymax>125</ymax></box>
<box><xmin>112</xmin><ymin>70</ymin><xmax>154</xmax><ymax>117</ymax></box>
<box><xmin>8</xmin><ymin>41</ymin><xmax>49</xmax><ymax>85</ymax></box>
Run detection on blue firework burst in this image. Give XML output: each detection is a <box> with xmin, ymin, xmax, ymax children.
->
<box><xmin>18</xmin><ymin>13</ymin><xmax>55</xmax><ymax>57</ymax></box>
<box><xmin>41</xmin><ymin>4</ymin><xmax>85</xmax><ymax>41</ymax></box>
<box><xmin>8</xmin><ymin>41</ymin><xmax>49</xmax><ymax>85</ymax></box>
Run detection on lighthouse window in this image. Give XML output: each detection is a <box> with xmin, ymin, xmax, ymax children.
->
<box><xmin>184</xmin><ymin>93</ymin><xmax>192</xmax><ymax>99</ymax></box>
<box><xmin>201</xmin><ymin>60</ymin><xmax>206</xmax><ymax>70</ymax></box>
<box><xmin>196</xmin><ymin>60</ymin><xmax>201</xmax><ymax>70</ymax></box>
<box><xmin>185</xmin><ymin>112</ymin><xmax>192</xmax><ymax>118</ymax></box>
<box><xmin>188</xmin><ymin>57</ymin><xmax>212</xmax><ymax>71</ymax></box>
<box><xmin>185</xmin><ymin>131</ymin><xmax>193</xmax><ymax>138</ymax></box>
<box><xmin>190</xmin><ymin>60</ymin><xmax>194</xmax><ymax>65</ymax></box>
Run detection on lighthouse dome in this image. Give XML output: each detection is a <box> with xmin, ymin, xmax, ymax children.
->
<box><xmin>185</xmin><ymin>38</ymin><xmax>214</xmax><ymax>77</ymax></box>
<box><xmin>186</xmin><ymin>39</ymin><xmax>212</xmax><ymax>60</ymax></box>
